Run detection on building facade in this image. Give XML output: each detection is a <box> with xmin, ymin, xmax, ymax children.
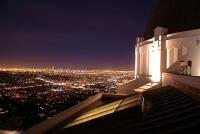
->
<box><xmin>135</xmin><ymin>27</ymin><xmax>200</xmax><ymax>82</ymax></box>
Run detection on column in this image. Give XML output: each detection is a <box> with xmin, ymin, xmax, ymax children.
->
<box><xmin>154</xmin><ymin>26</ymin><xmax>168</xmax><ymax>82</ymax></box>
<box><xmin>135</xmin><ymin>37</ymin><xmax>144</xmax><ymax>79</ymax></box>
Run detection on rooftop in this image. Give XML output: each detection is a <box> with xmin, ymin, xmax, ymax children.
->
<box><xmin>61</xmin><ymin>86</ymin><xmax>200</xmax><ymax>134</ymax></box>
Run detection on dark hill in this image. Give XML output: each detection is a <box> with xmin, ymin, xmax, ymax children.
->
<box><xmin>144</xmin><ymin>0</ymin><xmax>200</xmax><ymax>39</ymax></box>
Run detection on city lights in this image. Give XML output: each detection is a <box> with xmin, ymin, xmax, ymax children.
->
<box><xmin>0</xmin><ymin>68</ymin><xmax>134</xmax><ymax>130</ymax></box>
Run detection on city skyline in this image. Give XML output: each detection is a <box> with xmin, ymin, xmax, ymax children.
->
<box><xmin>0</xmin><ymin>0</ymin><xmax>157</xmax><ymax>70</ymax></box>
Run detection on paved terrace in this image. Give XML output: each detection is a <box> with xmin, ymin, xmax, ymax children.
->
<box><xmin>116</xmin><ymin>77</ymin><xmax>151</xmax><ymax>95</ymax></box>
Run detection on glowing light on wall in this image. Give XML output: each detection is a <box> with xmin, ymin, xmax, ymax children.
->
<box><xmin>150</xmin><ymin>41</ymin><xmax>161</xmax><ymax>82</ymax></box>
<box><xmin>135</xmin><ymin>45</ymin><xmax>138</xmax><ymax>79</ymax></box>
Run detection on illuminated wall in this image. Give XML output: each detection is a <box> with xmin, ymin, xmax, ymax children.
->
<box><xmin>139</xmin><ymin>44</ymin><xmax>151</xmax><ymax>75</ymax></box>
<box><xmin>135</xmin><ymin>27</ymin><xmax>200</xmax><ymax>82</ymax></box>
<box><xmin>150</xmin><ymin>41</ymin><xmax>161</xmax><ymax>82</ymax></box>
<box><xmin>137</xmin><ymin>40</ymin><xmax>161</xmax><ymax>82</ymax></box>
<box><xmin>166</xmin><ymin>30</ymin><xmax>200</xmax><ymax>76</ymax></box>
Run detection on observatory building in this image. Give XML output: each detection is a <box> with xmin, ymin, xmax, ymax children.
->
<box><xmin>136</xmin><ymin>0</ymin><xmax>200</xmax><ymax>83</ymax></box>
<box><xmin>135</xmin><ymin>26</ymin><xmax>200</xmax><ymax>82</ymax></box>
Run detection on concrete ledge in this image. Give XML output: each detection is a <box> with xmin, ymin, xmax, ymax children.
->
<box><xmin>162</xmin><ymin>73</ymin><xmax>200</xmax><ymax>90</ymax></box>
<box><xmin>102</xmin><ymin>93</ymin><xmax>129</xmax><ymax>98</ymax></box>
<box><xmin>102</xmin><ymin>93</ymin><xmax>135</xmax><ymax>101</ymax></box>
<box><xmin>116</xmin><ymin>78</ymin><xmax>150</xmax><ymax>95</ymax></box>
<box><xmin>22</xmin><ymin>93</ymin><xmax>102</xmax><ymax>134</ymax></box>
<box><xmin>162</xmin><ymin>73</ymin><xmax>200</xmax><ymax>102</ymax></box>
<box><xmin>167</xmin><ymin>28</ymin><xmax>200</xmax><ymax>40</ymax></box>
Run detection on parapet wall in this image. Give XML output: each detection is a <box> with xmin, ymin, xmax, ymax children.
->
<box><xmin>162</xmin><ymin>73</ymin><xmax>200</xmax><ymax>90</ymax></box>
<box><xmin>162</xmin><ymin>73</ymin><xmax>200</xmax><ymax>101</ymax></box>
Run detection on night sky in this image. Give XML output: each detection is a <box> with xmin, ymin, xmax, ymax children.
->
<box><xmin>0</xmin><ymin>0</ymin><xmax>157</xmax><ymax>70</ymax></box>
